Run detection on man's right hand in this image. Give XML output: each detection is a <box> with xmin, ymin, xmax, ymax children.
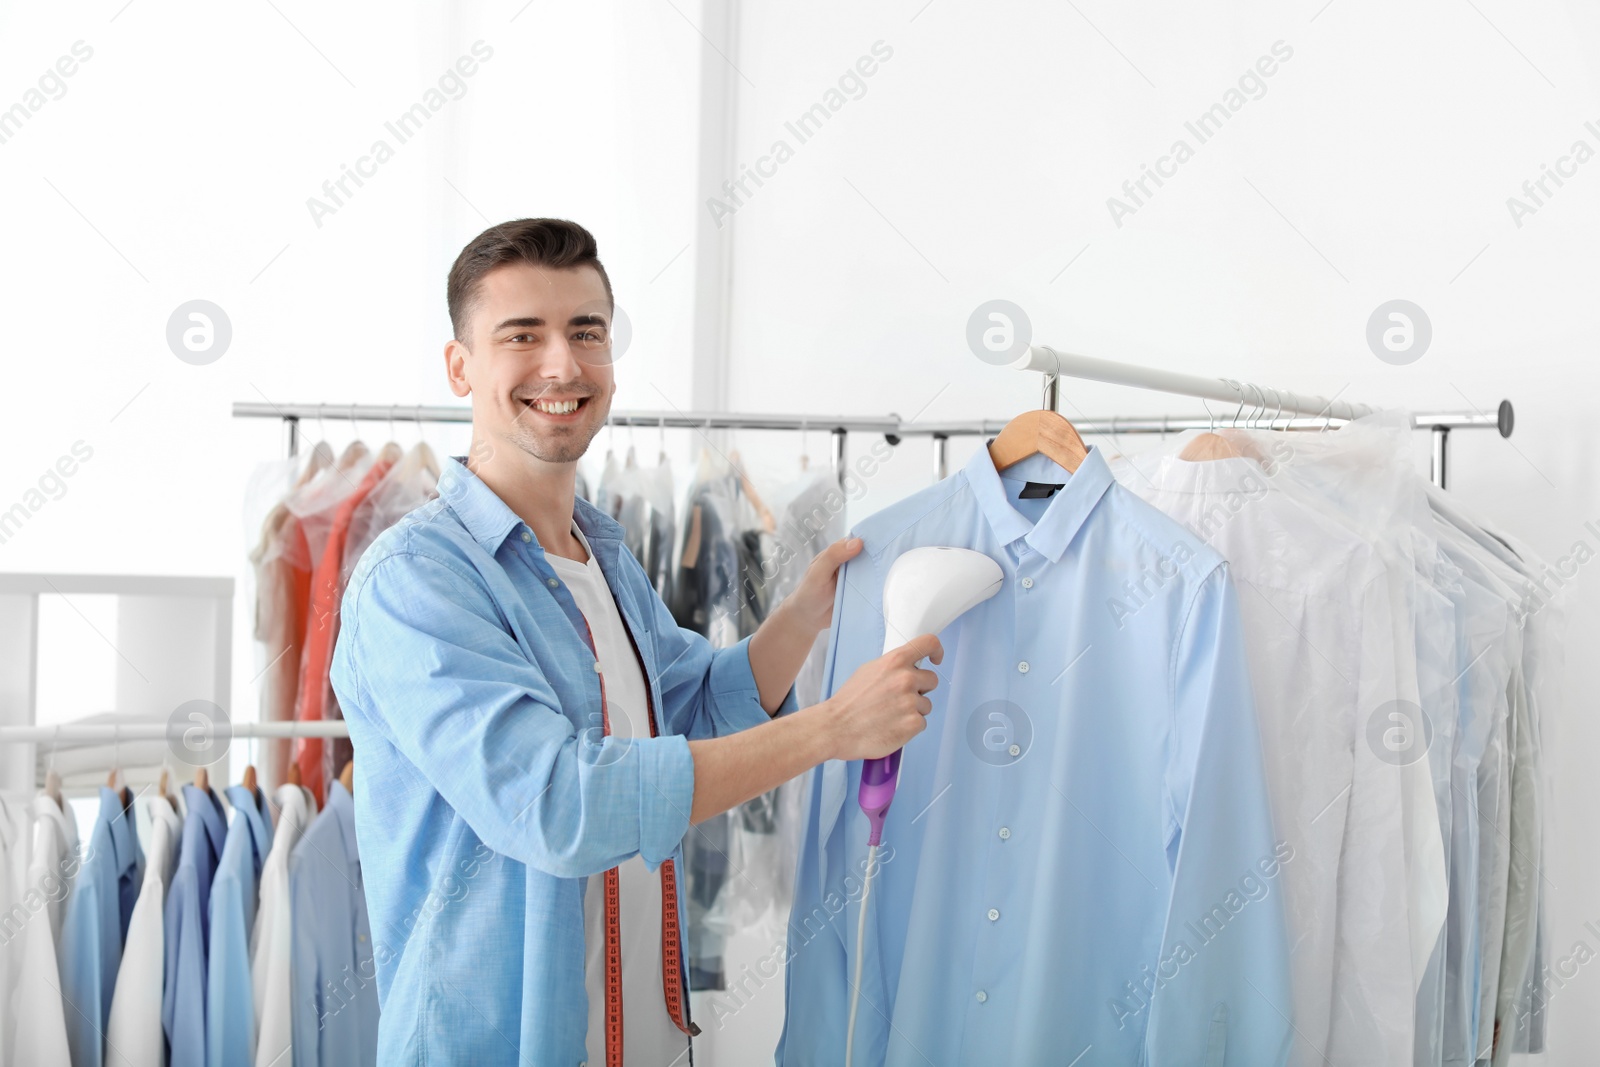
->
<box><xmin>818</xmin><ymin>633</ymin><xmax>944</xmax><ymax>761</ymax></box>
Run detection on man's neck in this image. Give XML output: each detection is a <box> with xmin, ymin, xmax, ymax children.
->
<box><xmin>467</xmin><ymin>444</ymin><xmax>587</xmax><ymax>562</ymax></box>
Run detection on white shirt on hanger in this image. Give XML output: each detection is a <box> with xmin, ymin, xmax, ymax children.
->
<box><xmin>12</xmin><ymin>792</ymin><xmax>81</xmax><ymax>1066</ymax></box>
<box><xmin>103</xmin><ymin>793</ymin><xmax>182</xmax><ymax>1067</ymax></box>
<box><xmin>252</xmin><ymin>782</ymin><xmax>317</xmax><ymax>1067</ymax></box>
<box><xmin>548</xmin><ymin>520</ymin><xmax>689</xmax><ymax>1067</ymax></box>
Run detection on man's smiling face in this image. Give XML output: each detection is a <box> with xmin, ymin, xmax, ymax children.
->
<box><xmin>448</xmin><ymin>260</ymin><xmax>615</xmax><ymax>465</ymax></box>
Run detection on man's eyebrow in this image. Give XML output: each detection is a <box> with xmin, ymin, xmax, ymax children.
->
<box><xmin>491</xmin><ymin>313</ymin><xmax>609</xmax><ymax>332</ymax></box>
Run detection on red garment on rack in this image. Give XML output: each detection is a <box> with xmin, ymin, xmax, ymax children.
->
<box><xmin>295</xmin><ymin>456</ymin><xmax>394</xmax><ymax>805</ymax></box>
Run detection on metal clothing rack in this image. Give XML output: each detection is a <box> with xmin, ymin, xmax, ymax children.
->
<box><xmin>232</xmin><ymin>349</ymin><xmax>1512</xmax><ymax>490</ymax></box>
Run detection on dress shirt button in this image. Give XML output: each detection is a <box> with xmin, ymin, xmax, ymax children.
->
<box><xmin>1020</xmin><ymin>577</ymin><xmax>1034</xmax><ymax>589</ymax></box>
<box><xmin>987</xmin><ymin>908</ymin><xmax>1000</xmax><ymax>922</ymax></box>
<box><xmin>593</xmin><ymin>661</ymin><xmax>602</xmax><ymax>673</ymax></box>
<box><xmin>1017</xmin><ymin>661</ymin><xmax>1029</xmax><ymax>673</ymax></box>
<box><xmin>1008</xmin><ymin>744</ymin><xmax>1021</xmax><ymax>757</ymax></box>
<box><xmin>997</xmin><ymin>826</ymin><xmax>1011</xmax><ymax>840</ymax></box>
<box><xmin>521</xmin><ymin>530</ymin><xmax>532</xmax><ymax>543</ymax></box>
<box><xmin>975</xmin><ymin>990</ymin><xmax>988</xmax><ymax>1003</ymax></box>
<box><xmin>545</xmin><ymin>577</ymin><xmax>559</xmax><ymax>588</ymax></box>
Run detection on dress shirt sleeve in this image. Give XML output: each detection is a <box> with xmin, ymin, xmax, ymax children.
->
<box><xmin>162</xmin><ymin>866</ymin><xmax>206</xmax><ymax>1067</ymax></box>
<box><xmin>1146</xmin><ymin>564</ymin><xmax>1294</xmax><ymax>1065</ymax></box>
<box><xmin>205</xmin><ymin>862</ymin><xmax>253</xmax><ymax>1067</ymax></box>
<box><xmin>334</xmin><ymin>549</ymin><xmax>694</xmax><ymax>878</ymax></box>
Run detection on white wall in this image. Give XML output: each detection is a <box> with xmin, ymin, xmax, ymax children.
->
<box><xmin>3</xmin><ymin>0</ymin><xmax>1597</xmax><ymax>1061</ymax></box>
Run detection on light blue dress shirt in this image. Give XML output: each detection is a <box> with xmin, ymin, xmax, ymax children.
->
<box><xmin>59</xmin><ymin>785</ymin><xmax>144</xmax><ymax>1067</ymax></box>
<box><xmin>288</xmin><ymin>780</ymin><xmax>377</xmax><ymax>1066</ymax></box>
<box><xmin>777</xmin><ymin>443</ymin><xmax>1292</xmax><ymax>1066</ymax></box>
<box><xmin>206</xmin><ymin>784</ymin><xmax>275</xmax><ymax>1067</ymax></box>
<box><xmin>164</xmin><ymin>783</ymin><xmax>228</xmax><ymax>1067</ymax></box>
<box><xmin>328</xmin><ymin>456</ymin><xmax>798</xmax><ymax>1065</ymax></box>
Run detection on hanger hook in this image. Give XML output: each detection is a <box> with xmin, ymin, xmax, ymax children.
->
<box><xmin>1271</xmin><ymin>387</ymin><xmax>1285</xmax><ymax>429</ymax></box>
<box><xmin>1250</xmin><ymin>383</ymin><xmax>1267</xmax><ymax>428</ymax></box>
<box><xmin>1201</xmin><ymin>397</ymin><xmax>1216</xmax><ymax>432</ymax></box>
<box><xmin>1161</xmin><ymin>413</ymin><xmax>1169</xmax><ymax>440</ymax></box>
<box><xmin>658</xmin><ymin>415</ymin><xmax>666</xmax><ymax>461</ymax></box>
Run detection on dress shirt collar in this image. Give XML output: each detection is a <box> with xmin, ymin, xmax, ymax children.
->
<box><xmin>224</xmin><ymin>784</ymin><xmax>275</xmax><ymax>876</ymax></box>
<box><xmin>181</xmin><ymin>783</ymin><xmax>228</xmax><ymax>859</ymax></box>
<box><xmin>960</xmin><ymin>439</ymin><xmax>1115</xmax><ymax>563</ymax></box>
<box><xmin>323</xmin><ymin>780</ymin><xmax>362</xmax><ymax>867</ymax></box>
<box><xmin>98</xmin><ymin>785</ymin><xmax>142</xmax><ymax>875</ymax></box>
<box><xmin>438</xmin><ymin>455</ymin><xmax>625</xmax><ymax>552</ymax></box>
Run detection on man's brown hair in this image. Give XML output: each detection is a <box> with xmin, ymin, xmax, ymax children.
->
<box><xmin>446</xmin><ymin>218</ymin><xmax>614</xmax><ymax>344</ymax></box>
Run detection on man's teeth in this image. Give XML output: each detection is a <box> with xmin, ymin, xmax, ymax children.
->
<box><xmin>530</xmin><ymin>398</ymin><xmax>581</xmax><ymax>414</ymax></box>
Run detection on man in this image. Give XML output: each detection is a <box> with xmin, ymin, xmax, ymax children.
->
<box><xmin>330</xmin><ymin>218</ymin><xmax>942</xmax><ymax>1065</ymax></box>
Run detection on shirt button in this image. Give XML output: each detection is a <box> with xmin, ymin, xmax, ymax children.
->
<box><xmin>1020</xmin><ymin>577</ymin><xmax>1034</xmax><ymax>589</ymax></box>
<box><xmin>521</xmin><ymin>530</ymin><xmax>532</xmax><ymax>543</ymax></box>
<box><xmin>987</xmin><ymin>908</ymin><xmax>1000</xmax><ymax>922</ymax></box>
<box><xmin>1017</xmin><ymin>661</ymin><xmax>1029</xmax><ymax>673</ymax></box>
<box><xmin>546</xmin><ymin>577</ymin><xmax>559</xmax><ymax>588</ymax></box>
<box><xmin>593</xmin><ymin>661</ymin><xmax>602</xmax><ymax>673</ymax></box>
<box><xmin>975</xmin><ymin>990</ymin><xmax>988</xmax><ymax>1003</ymax></box>
<box><xmin>1008</xmin><ymin>744</ymin><xmax>1021</xmax><ymax>757</ymax></box>
<box><xmin>998</xmin><ymin>826</ymin><xmax>1011</xmax><ymax>840</ymax></box>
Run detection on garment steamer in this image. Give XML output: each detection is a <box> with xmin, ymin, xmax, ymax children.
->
<box><xmin>846</xmin><ymin>547</ymin><xmax>1004</xmax><ymax>1066</ymax></box>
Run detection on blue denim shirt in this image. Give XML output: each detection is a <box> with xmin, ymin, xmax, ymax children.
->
<box><xmin>330</xmin><ymin>456</ymin><xmax>797</xmax><ymax>1065</ymax></box>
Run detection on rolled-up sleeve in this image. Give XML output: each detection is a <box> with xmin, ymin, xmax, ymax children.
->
<box><xmin>332</xmin><ymin>549</ymin><xmax>694</xmax><ymax>877</ymax></box>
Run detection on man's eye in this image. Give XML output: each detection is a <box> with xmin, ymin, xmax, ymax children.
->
<box><xmin>507</xmin><ymin>333</ymin><xmax>535</xmax><ymax>343</ymax></box>
<box><xmin>575</xmin><ymin>330</ymin><xmax>608</xmax><ymax>345</ymax></box>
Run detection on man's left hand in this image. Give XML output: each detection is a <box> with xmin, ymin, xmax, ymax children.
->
<box><xmin>782</xmin><ymin>536</ymin><xmax>863</xmax><ymax>634</ymax></box>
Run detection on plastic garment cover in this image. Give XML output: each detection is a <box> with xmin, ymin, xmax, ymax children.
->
<box><xmin>1198</xmin><ymin>419</ymin><xmax>1449</xmax><ymax>1066</ymax></box>
<box><xmin>246</xmin><ymin>442</ymin><xmax>331</xmax><ymax>787</ymax></box>
<box><xmin>1116</xmin><ymin>443</ymin><xmax>1396</xmax><ymax>1067</ymax></box>
<box><xmin>596</xmin><ymin>445</ymin><xmax>677</xmax><ymax>601</ymax></box>
<box><xmin>325</xmin><ymin>442</ymin><xmax>441</xmax><ymax>778</ymax></box>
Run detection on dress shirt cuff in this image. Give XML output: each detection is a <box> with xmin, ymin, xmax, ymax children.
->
<box><xmin>709</xmin><ymin>633</ymin><xmax>798</xmax><ymax>731</ymax></box>
<box><xmin>638</xmin><ymin>734</ymin><xmax>695</xmax><ymax>866</ymax></box>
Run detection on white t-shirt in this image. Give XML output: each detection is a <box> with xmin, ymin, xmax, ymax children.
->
<box><xmin>546</xmin><ymin>521</ymin><xmax>689</xmax><ymax>1066</ymax></box>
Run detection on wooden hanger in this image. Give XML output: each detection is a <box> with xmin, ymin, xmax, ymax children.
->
<box><xmin>987</xmin><ymin>405</ymin><xmax>1088</xmax><ymax>474</ymax></box>
<box><xmin>194</xmin><ymin>766</ymin><xmax>209</xmax><ymax>793</ymax></box>
<box><xmin>286</xmin><ymin>761</ymin><xmax>303</xmax><ymax>788</ymax></box>
<box><xmin>338</xmin><ymin>759</ymin><xmax>354</xmax><ymax>795</ymax></box>
<box><xmin>243</xmin><ymin>763</ymin><xmax>257</xmax><ymax>794</ymax></box>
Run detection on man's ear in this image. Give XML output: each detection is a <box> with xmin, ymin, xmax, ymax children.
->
<box><xmin>444</xmin><ymin>338</ymin><xmax>472</xmax><ymax>398</ymax></box>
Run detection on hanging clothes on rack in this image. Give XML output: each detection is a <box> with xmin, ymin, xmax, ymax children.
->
<box><xmin>104</xmin><ymin>792</ymin><xmax>182</xmax><ymax>1067</ymax></box>
<box><xmin>252</xmin><ymin>779</ymin><xmax>317</xmax><ymax>1067</ymax></box>
<box><xmin>206</xmin><ymin>782</ymin><xmax>276</xmax><ymax>1065</ymax></box>
<box><xmin>289</xmin><ymin>778</ymin><xmax>379</xmax><ymax>1066</ymax></box>
<box><xmin>60</xmin><ymin>785</ymin><xmax>145</xmax><ymax>1067</ymax></box>
<box><xmin>162</xmin><ymin>782</ymin><xmax>228</xmax><ymax>1067</ymax></box>
<box><xmin>249</xmin><ymin>442</ymin><xmax>334</xmax><ymax>789</ymax></box>
<box><xmin>780</xmin><ymin>442</ymin><xmax>1293</xmax><ymax>1066</ymax></box>
<box><xmin>295</xmin><ymin>441</ymin><xmax>402</xmax><ymax>806</ymax></box>
<box><xmin>13</xmin><ymin>790</ymin><xmax>78</xmax><ymax>1063</ymax></box>
<box><xmin>0</xmin><ymin>793</ymin><xmax>36</xmax><ymax>1064</ymax></box>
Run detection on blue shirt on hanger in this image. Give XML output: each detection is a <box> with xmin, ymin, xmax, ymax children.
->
<box><xmin>59</xmin><ymin>785</ymin><xmax>145</xmax><ymax>1067</ymax></box>
<box><xmin>327</xmin><ymin>455</ymin><xmax>797</xmax><ymax>1065</ymax></box>
<box><xmin>289</xmin><ymin>779</ymin><xmax>378</xmax><ymax>1066</ymax></box>
<box><xmin>163</xmin><ymin>783</ymin><xmax>228</xmax><ymax>1067</ymax></box>
<box><xmin>206</xmin><ymin>783</ymin><xmax>275</xmax><ymax>1067</ymax></box>
<box><xmin>777</xmin><ymin>442</ymin><xmax>1293</xmax><ymax>1066</ymax></box>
